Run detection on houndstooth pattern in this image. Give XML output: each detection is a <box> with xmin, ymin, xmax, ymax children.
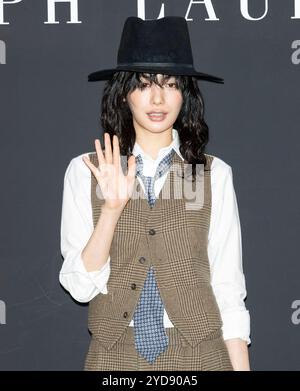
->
<box><xmin>133</xmin><ymin>148</ymin><xmax>175</xmax><ymax>363</ymax></box>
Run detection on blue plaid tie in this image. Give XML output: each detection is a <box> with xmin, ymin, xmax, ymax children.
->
<box><xmin>133</xmin><ymin>148</ymin><xmax>175</xmax><ymax>364</ymax></box>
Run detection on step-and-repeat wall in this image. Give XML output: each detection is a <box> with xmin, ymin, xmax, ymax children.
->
<box><xmin>0</xmin><ymin>0</ymin><xmax>299</xmax><ymax>370</ymax></box>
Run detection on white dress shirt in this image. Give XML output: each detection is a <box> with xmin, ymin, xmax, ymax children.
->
<box><xmin>59</xmin><ymin>128</ymin><xmax>251</xmax><ymax>344</ymax></box>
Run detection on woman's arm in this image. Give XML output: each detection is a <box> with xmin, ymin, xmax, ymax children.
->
<box><xmin>81</xmin><ymin>135</ymin><xmax>136</xmax><ymax>271</ymax></box>
<box><xmin>209</xmin><ymin>159</ymin><xmax>251</xmax><ymax>370</ymax></box>
<box><xmin>224</xmin><ymin>338</ymin><xmax>250</xmax><ymax>371</ymax></box>
<box><xmin>81</xmin><ymin>204</ymin><xmax>122</xmax><ymax>272</ymax></box>
<box><xmin>59</xmin><ymin>156</ymin><xmax>111</xmax><ymax>302</ymax></box>
<box><xmin>60</xmin><ymin>135</ymin><xmax>136</xmax><ymax>302</ymax></box>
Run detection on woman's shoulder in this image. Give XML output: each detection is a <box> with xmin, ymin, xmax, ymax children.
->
<box><xmin>204</xmin><ymin>154</ymin><xmax>237</xmax><ymax>205</ymax></box>
<box><xmin>204</xmin><ymin>153</ymin><xmax>233</xmax><ymax>188</ymax></box>
<box><xmin>204</xmin><ymin>153</ymin><xmax>232</xmax><ymax>174</ymax></box>
<box><xmin>63</xmin><ymin>151</ymin><xmax>94</xmax><ymax>184</ymax></box>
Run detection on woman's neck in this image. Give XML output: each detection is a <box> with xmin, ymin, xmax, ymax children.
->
<box><xmin>135</xmin><ymin>128</ymin><xmax>173</xmax><ymax>160</ymax></box>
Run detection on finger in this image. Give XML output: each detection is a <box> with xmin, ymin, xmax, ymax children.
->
<box><xmin>82</xmin><ymin>155</ymin><xmax>100</xmax><ymax>179</ymax></box>
<box><xmin>127</xmin><ymin>155</ymin><xmax>137</xmax><ymax>178</ymax></box>
<box><xmin>95</xmin><ymin>138</ymin><xmax>106</xmax><ymax>168</ymax></box>
<box><xmin>112</xmin><ymin>134</ymin><xmax>121</xmax><ymax>174</ymax></box>
<box><xmin>104</xmin><ymin>132</ymin><xmax>113</xmax><ymax>165</ymax></box>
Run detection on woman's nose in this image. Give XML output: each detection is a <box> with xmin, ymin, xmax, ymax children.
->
<box><xmin>150</xmin><ymin>84</ymin><xmax>164</xmax><ymax>103</ymax></box>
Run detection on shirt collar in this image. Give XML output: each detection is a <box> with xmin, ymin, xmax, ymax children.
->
<box><xmin>132</xmin><ymin>127</ymin><xmax>184</xmax><ymax>163</ymax></box>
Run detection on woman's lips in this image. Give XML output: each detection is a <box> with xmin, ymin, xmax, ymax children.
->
<box><xmin>147</xmin><ymin>113</ymin><xmax>167</xmax><ymax>122</ymax></box>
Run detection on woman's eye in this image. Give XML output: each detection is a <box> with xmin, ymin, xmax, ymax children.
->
<box><xmin>139</xmin><ymin>82</ymin><xmax>177</xmax><ymax>89</ymax></box>
<box><xmin>139</xmin><ymin>82</ymin><xmax>150</xmax><ymax>88</ymax></box>
<box><xmin>167</xmin><ymin>83</ymin><xmax>177</xmax><ymax>88</ymax></box>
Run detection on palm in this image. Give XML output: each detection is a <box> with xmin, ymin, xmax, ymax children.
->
<box><xmin>83</xmin><ymin>133</ymin><xmax>136</xmax><ymax>212</ymax></box>
<box><xmin>97</xmin><ymin>159</ymin><xmax>136</xmax><ymax>210</ymax></box>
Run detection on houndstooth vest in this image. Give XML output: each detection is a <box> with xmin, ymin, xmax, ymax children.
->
<box><xmin>87</xmin><ymin>150</ymin><xmax>223</xmax><ymax>350</ymax></box>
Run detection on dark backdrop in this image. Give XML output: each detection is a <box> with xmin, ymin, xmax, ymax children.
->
<box><xmin>0</xmin><ymin>0</ymin><xmax>299</xmax><ymax>370</ymax></box>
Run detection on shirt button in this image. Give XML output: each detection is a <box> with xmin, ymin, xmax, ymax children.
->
<box><xmin>123</xmin><ymin>312</ymin><xmax>128</xmax><ymax>318</ymax></box>
<box><xmin>148</xmin><ymin>228</ymin><xmax>156</xmax><ymax>235</ymax></box>
<box><xmin>139</xmin><ymin>256</ymin><xmax>146</xmax><ymax>264</ymax></box>
<box><xmin>131</xmin><ymin>283</ymin><xmax>136</xmax><ymax>290</ymax></box>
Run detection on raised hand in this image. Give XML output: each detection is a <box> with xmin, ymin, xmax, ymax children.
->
<box><xmin>82</xmin><ymin>132</ymin><xmax>136</xmax><ymax>213</ymax></box>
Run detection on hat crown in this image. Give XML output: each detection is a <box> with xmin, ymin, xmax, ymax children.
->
<box><xmin>87</xmin><ymin>16</ymin><xmax>224</xmax><ymax>83</ymax></box>
<box><xmin>117</xmin><ymin>16</ymin><xmax>194</xmax><ymax>66</ymax></box>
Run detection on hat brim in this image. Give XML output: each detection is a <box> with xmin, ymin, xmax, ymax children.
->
<box><xmin>87</xmin><ymin>66</ymin><xmax>224</xmax><ymax>84</ymax></box>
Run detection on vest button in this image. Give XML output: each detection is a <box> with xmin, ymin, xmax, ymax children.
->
<box><xmin>123</xmin><ymin>312</ymin><xmax>128</xmax><ymax>318</ymax></box>
<box><xmin>139</xmin><ymin>256</ymin><xmax>146</xmax><ymax>264</ymax></box>
<box><xmin>148</xmin><ymin>228</ymin><xmax>156</xmax><ymax>235</ymax></box>
<box><xmin>131</xmin><ymin>283</ymin><xmax>136</xmax><ymax>290</ymax></box>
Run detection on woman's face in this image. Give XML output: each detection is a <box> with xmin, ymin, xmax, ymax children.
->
<box><xmin>126</xmin><ymin>73</ymin><xmax>183</xmax><ymax>135</ymax></box>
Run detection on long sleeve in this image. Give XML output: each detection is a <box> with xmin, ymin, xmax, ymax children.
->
<box><xmin>208</xmin><ymin>160</ymin><xmax>251</xmax><ymax>344</ymax></box>
<box><xmin>59</xmin><ymin>154</ymin><xmax>111</xmax><ymax>303</ymax></box>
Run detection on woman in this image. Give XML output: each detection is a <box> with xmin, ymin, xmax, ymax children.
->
<box><xmin>59</xmin><ymin>16</ymin><xmax>251</xmax><ymax>371</ymax></box>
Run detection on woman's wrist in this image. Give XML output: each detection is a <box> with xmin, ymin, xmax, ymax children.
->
<box><xmin>101</xmin><ymin>203</ymin><xmax>124</xmax><ymax>217</ymax></box>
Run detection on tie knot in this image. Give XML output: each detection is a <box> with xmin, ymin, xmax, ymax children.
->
<box><xmin>135</xmin><ymin>148</ymin><xmax>175</xmax><ymax>208</ymax></box>
<box><xmin>135</xmin><ymin>148</ymin><xmax>175</xmax><ymax>180</ymax></box>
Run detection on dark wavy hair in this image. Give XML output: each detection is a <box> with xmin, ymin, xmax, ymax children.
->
<box><xmin>100</xmin><ymin>71</ymin><xmax>210</xmax><ymax>179</ymax></box>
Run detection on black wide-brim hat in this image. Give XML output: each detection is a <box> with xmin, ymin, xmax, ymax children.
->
<box><xmin>88</xmin><ymin>16</ymin><xmax>224</xmax><ymax>84</ymax></box>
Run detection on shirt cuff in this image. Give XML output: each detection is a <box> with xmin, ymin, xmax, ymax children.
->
<box><xmin>220</xmin><ymin>309</ymin><xmax>251</xmax><ymax>345</ymax></box>
<box><xmin>86</xmin><ymin>256</ymin><xmax>111</xmax><ymax>293</ymax></box>
<box><xmin>59</xmin><ymin>251</ymin><xmax>111</xmax><ymax>299</ymax></box>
